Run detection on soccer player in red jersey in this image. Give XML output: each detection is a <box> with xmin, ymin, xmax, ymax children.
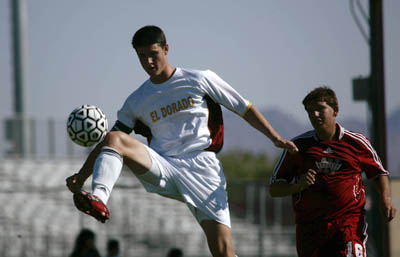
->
<box><xmin>269</xmin><ymin>87</ymin><xmax>396</xmax><ymax>257</ymax></box>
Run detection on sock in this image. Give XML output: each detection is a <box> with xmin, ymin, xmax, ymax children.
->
<box><xmin>92</xmin><ymin>146</ymin><xmax>123</xmax><ymax>204</ymax></box>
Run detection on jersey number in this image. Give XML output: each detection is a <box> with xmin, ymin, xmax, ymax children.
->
<box><xmin>347</xmin><ymin>242</ymin><xmax>364</xmax><ymax>257</ymax></box>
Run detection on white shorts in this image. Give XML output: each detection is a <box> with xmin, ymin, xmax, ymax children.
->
<box><xmin>136</xmin><ymin>145</ymin><xmax>231</xmax><ymax>228</ymax></box>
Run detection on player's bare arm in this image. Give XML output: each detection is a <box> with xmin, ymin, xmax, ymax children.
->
<box><xmin>242</xmin><ymin>105</ymin><xmax>298</xmax><ymax>153</ymax></box>
<box><xmin>270</xmin><ymin>169</ymin><xmax>316</xmax><ymax>197</ymax></box>
<box><xmin>374</xmin><ymin>175</ymin><xmax>397</xmax><ymax>222</ymax></box>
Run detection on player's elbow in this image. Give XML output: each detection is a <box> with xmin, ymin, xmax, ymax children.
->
<box><xmin>269</xmin><ymin>184</ymin><xmax>280</xmax><ymax>197</ymax></box>
<box><xmin>269</xmin><ymin>182</ymin><xmax>290</xmax><ymax>197</ymax></box>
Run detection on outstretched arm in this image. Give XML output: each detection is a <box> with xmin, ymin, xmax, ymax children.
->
<box><xmin>374</xmin><ymin>175</ymin><xmax>397</xmax><ymax>223</ymax></box>
<box><xmin>242</xmin><ymin>105</ymin><xmax>298</xmax><ymax>153</ymax></box>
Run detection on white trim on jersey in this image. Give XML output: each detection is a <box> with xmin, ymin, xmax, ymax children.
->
<box><xmin>270</xmin><ymin>123</ymin><xmax>388</xmax><ymax>186</ymax></box>
<box><xmin>344</xmin><ymin>129</ymin><xmax>387</xmax><ymax>173</ymax></box>
<box><xmin>270</xmin><ymin>149</ymin><xmax>288</xmax><ymax>184</ymax></box>
<box><xmin>338</xmin><ymin>124</ymin><xmax>345</xmax><ymax>139</ymax></box>
<box><xmin>271</xmin><ymin>131</ymin><xmax>317</xmax><ymax>184</ymax></box>
<box><xmin>362</xmin><ymin>216</ymin><xmax>368</xmax><ymax>256</ymax></box>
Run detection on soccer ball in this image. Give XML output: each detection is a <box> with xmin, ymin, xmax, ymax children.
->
<box><xmin>67</xmin><ymin>105</ymin><xmax>108</xmax><ymax>147</ymax></box>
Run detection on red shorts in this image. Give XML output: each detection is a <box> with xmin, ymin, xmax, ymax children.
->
<box><xmin>296</xmin><ymin>215</ymin><xmax>368</xmax><ymax>257</ymax></box>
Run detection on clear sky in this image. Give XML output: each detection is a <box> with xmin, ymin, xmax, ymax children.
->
<box><xmin>0</xmin><ymin>0</ymin><xmax>399</xmax><ymax>127</ymax></box>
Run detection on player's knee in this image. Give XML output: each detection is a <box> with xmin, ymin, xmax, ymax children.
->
<box><xmin>103</xmin><ymin>131</ymin><xmax>123</xmax><ymax>147</ymax></box>
<box><xmin>103</xmin><ymin>131</ymin><xmax>140</xmax><ymax>153</ymax></box>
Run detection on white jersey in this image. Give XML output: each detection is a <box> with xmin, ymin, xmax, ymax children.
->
<box><xmin>116</xmin><ymin>67</ymin><xmax>251</xmax><ymax>156</ymax></box>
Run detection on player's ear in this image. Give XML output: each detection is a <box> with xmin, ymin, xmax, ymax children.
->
<box><xmin>163</xmin><ymin>44</ymin><xmax>169</xmax><ymax>55</ymax></box>
<box><xmin>334</xmin><ymin>106</ymin><xmax>339</xmax><ymax>117</ymax></box>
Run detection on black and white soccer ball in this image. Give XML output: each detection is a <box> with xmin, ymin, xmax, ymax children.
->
<box><xmin>67</xmin><ymin>105</ymin><xmax>108</xmax><ymax>147</ymax></box>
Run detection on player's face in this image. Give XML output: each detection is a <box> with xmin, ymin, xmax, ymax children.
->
<box><xmin>305</xmin><ymin>101</ymin><xmax>337</xmax><ymax>132</ymax></box>
<box><xmin>136</xmin><ymin>43</ymin><xmax>169</xmax><ymax>80</ymax></box>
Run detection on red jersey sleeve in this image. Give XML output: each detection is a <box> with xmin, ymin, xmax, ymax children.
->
<box><xmin>353</xmin><ymin>133</ymin><xmax>389</xmax><ymax>179</ymax></box>
<box><xmin>270</xmin><ymin>150</ymin><xmax>298</xmax><ymax>184</ymax></box>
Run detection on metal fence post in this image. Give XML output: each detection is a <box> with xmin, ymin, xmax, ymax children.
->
<box><xmin>258</xmin><ymin>184</ymin><xmax>266</xmax><ymax>257</ymax></box>
<box><xmin>48</xmin><ymin>118</ymin><xmax>55</xmax><ymax>158</ymax></box>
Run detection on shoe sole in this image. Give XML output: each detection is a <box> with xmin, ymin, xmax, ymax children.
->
<box><xmin>73</xmin><ymin>192</ymin><xmax>109</xmax><ymax>223</ymax></box>
<box><xmin>73</xmin><ymin>192</ymin><xmax>93</xmax><ymax>213</ymax></box>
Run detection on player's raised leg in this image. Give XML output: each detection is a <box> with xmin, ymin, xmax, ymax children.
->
<box><xmin>201</xmin><ymin>220</ymin><xmax>236</xmax><ymax>257</ymax></box>
<box><xmin>102</xmin><ymin>131</ymin><xmax>152</xmax><ymax>175</ymax></box>
<box><xmin>66</xmin><ymin>130</ymin><xmax>153</xmax><ymax>222</ymax></box>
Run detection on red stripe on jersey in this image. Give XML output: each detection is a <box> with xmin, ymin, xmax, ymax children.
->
<box><xmin>204</xmin><ymin>95</ymin><xmax>224</xmax><ymax>153</ymax></box>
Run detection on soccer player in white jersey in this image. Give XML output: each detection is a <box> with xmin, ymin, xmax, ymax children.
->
<box><xmin>269</xmin><ymin>87</ymin><xmax>396</xmax><ymax>257</ymax></box>
<box><xmin>66</xmin><ymin>25</ymin><xmax>298</xmax><ymax>257</ymax></box>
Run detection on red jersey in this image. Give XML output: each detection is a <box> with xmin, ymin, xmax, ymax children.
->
<box><xmin>270</xmin><ymin>123</ymin><xmax>389</xmax><ymax>224</ymax></box>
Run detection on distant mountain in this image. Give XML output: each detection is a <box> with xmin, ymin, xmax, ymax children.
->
<box><xmin>222</xmin><ymin>108</ymin><xmax>307</xmax><ymax>156</ymax></box>
<box><xmin>220</xmin><ymin>108</ymin><xmax>400</xmax><ymax>177</ymax></box>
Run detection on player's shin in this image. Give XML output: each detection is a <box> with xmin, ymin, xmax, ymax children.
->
<box><xmin>92</xmin><ymin>146</ymin><xmax>123</xmax><ymax>204</ymax></box>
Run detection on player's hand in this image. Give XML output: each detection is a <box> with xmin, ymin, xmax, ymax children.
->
<box><xmin>273</xmin><ymin>137</ymin><xmax>299</xmax><ymax>153</ymax></box>
<box><xmin>66</xmin><ymin>173</ymin><xmax>85</xmax><ymax>193</ymax></box>
<box><xmin>380</xmin><ymin>197</ymin><xmax>397</xmax><ymax>223</ymax></box>
<box><xmin>298</xmin><ymin>169</ymin><xmax>317</xmax><ymax>191</ymax></box>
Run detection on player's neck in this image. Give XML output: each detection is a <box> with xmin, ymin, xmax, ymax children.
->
<box><xmin>150</xmin><ymin>65</ymin><xmax>176</xmax><ymax>84</ymax></box>
<box><xmin>315</xmin><ymin>124</ymin><xmax>337</xmax><ymax>141</ymax></box>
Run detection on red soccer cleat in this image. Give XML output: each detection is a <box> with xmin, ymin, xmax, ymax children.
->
<box><xmin>73</xmin><ymin>191</ymin><xmax>110</xmax><ymax>223</ymax></box>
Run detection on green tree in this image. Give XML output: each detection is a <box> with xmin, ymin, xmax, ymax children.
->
<box><xmin>218</xmin><ymin>151</ymin><xmax>276</xmax><ymax>181</ymax></box>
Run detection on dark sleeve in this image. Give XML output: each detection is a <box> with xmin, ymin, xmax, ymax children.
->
<box><xmin>112</xmin><ymin>119</ymin><xmax>153</xmax><ymax>145</ymax></box>
<box><xmin>269</xmin><ymin>150</ymin><xmax>298</xmax><ymax>184</ymax></box>
<box><xmin>111</xmin><ymin>120</ymin><xmax>133</xmax><ymax>134</ymax></box>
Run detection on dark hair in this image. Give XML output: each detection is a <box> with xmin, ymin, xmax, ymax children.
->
<box><xmin>74</xmin><ymin>229</ymin><xmax>95</xmax><ymax>249</ymax></box>
<box><xmin>302</xmin><ymin>86</ymin><xmax>339</xmax><ymax>113</ymax></box>
<box><xmin>70</xmin><ymin>228</ymin><xmax>100</xmax><ymax>257</ymax></box>
<box><xmin>167</xmin><ymin>247</ymin><xmax>183</xmax><ymax>257</ymax></box>
<box><xmin>107</xmin><ymin>239</ymin><xmax>119</xmax><ymax>251</ymax></box>
<box><xmin>132</xmin><ymin>25</ymin><xmax>167</xmax><ymax>49</ymax></box>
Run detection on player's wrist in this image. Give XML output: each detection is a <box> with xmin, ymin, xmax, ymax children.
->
<box><xmin>272</xmin><ymin>135</ymin><xmax>283</xmax><ymax>145</ymax></box>
<box><xmin>293</xmin><ymin>183</ymin><xmax>305</xmax><ymax>194</ymax></box>
<box><xmin>380</xmin><ymin>195</ymin><xmax>392</xmax><ymax>206</ymax></box>
<box><xmin>74</xmin><ymin>172</ymin><xmax>86</xmax><ymax>185</ymax></box>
